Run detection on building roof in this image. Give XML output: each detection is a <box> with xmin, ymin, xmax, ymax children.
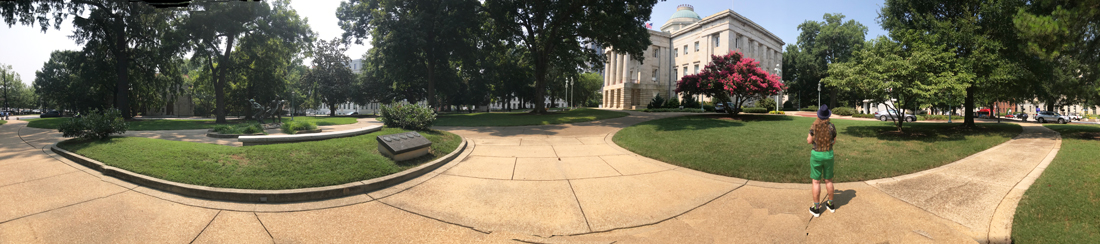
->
<box><xmin>670</xmin><ymin>9</ymin><xmax>702</xmax><ymax>20</ymax></box>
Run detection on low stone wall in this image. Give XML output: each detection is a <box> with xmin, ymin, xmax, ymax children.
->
<box><xmin>51</xmin><ymin>138</ymin><xmax>467</xmax><ymax>203</ymax></box>
<box><xmin>238</xmin><ymin>125</ymin><xmax>381</xmax><ymax>146</ymax></box>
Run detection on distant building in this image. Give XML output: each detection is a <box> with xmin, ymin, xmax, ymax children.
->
<box><xmin>601</xmin><ymin>5</ymin><xmax>785</xmax><ymax>109</ymax></box>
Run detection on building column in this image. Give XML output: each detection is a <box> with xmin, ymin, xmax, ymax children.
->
<box><xmin>621</xmin><ymin>55</ymin><xmax>631</xmax><ymax>84</ymax></box>
<box><xmin>604</xmin><ymin>52</ymin><xmax>611</xmax><ymax>87</ymax></box>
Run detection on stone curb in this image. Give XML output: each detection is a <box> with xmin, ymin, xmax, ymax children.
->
<box><xmin>50</xmin><ymin>136</ymin><xmax>467</xmax><ymax>203</ymax></box>
<box><xmin>986</xmin><ymin>127</ymin><xmax>1061</xmax><ymax>244</ymax></box>
<box><xmin>239</xmin><ymin>125</ymin><xmax>381</xmax><ymax>146</ymax></box>
<box><xmin>205</xmin><ymin>129</ymin><xmax>245</xmax><ymax>138</ymax></box>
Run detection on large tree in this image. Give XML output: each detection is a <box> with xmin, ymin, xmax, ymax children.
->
<box><xmin>1</xmin><ymin>0</ymin><xmax>185</xmax><ymax>118</ymax></box>
<box><xmin>338</xmin><ymin>0</ymin><xmax>481</xmax><ymax>110</ymax></box>
<box><xmin>485</xmin><ymin>0</ymin><xmax>658</xmax><ymax>113</ymax></box>
<box><xmin>181</xmin><ymin>0</ymin><xmax>312</xmax><ymax>123</ymax></box>
<box><xmin>788</xmin><ymin>13</ymin><xmax>868</xmax><ymax>110</ymax></box>
<box><xmin>1015</xmin><ymin>0</ymin><xmax>1100</xmax><ymax>111</ymax></box>
<box><xmin>676</xmin><ymin>51</ymin><xmax>784</xmax><ymax>117</ymax></box>
<box><xmin>304</xmin><ymin>38</ymin><xmax>355</xmax><ymax>117</ymax></box>
<box><xmin>824</xmin><ymin>36</ymin><xmax>970</xmax><ymax>131</ymax></box>
<box><xmin>880</xmin><ymin>0</ymin><xmax>1020</xmax><ymax>127</ymax></box>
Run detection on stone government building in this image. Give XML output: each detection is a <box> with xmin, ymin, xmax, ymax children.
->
<box><xmin>602</xmin><ymin>4</ymin><xmax>785</xmax><ymax>110</ymax></box>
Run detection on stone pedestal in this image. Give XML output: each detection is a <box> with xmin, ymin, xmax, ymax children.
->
<box><xmin>377</xmin><ymin>132</ymin><xmax>432</xmax><ymax>161</ymax></box>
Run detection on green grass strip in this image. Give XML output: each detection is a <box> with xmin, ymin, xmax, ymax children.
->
<box><xmin>57</xmin><ymin>128</ymin><xmax>460</xmax><ymax>190</ymax></box>
<box><xmin>1013</xmin><ymin>124</ymin><xmax>1100</xmax><ymax>243</ymax></box>
<box><xmin>26</xmin><ymin>116</ymin><xmax>356</xmax><ymax>131</ymax></box>
<box><xmin>613</xmin><ymin>115</ymin><xmax>1021</xmax><ymax>183</ymax></box>
<box><xmin>434</xmin><ymin>108</ymin><xmax>629</xmax><ymax>126</ymax></box>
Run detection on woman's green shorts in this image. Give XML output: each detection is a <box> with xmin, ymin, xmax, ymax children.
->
<box><xmin>810</xmin><ymin>150</ymin><xmax>834</xmax><ymax>180</ymax></box>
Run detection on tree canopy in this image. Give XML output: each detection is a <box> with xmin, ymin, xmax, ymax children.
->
<box><xmin>677</xmin><ymin>51</ymin><xmax>783</xmax><ymax>116</ymax></box>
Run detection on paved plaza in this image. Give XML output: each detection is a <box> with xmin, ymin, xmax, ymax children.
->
<box><xmin>0</xmin><ymin>111</ymin><xmax>1060</xmax><ymax>243</ymax></box>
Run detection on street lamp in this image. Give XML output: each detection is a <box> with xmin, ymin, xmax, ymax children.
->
<box><xmin>775</xmin><ymin>64</ymin><xmax>781</xmax><ymax>113</ymax></box>
<box><xmin>817</xmin><ymin>81</ymin><xmax>821</xmax><ymax>108</ymax></box>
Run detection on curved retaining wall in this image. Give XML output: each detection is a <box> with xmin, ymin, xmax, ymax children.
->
<box><xmin>238</xmin><ymin>125</ymin><xmax>381</xmax><ymax>146</ymax></box>
<box><xmin>51</xmin><ymin>137</ymin><xmax>466</xmax><ymax>203</ymax></box>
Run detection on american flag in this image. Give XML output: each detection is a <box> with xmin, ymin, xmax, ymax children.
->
<box><xmin>645</xmin><ymin>23</ymin><xmax>653</xmax><ymax>29</ymax></box>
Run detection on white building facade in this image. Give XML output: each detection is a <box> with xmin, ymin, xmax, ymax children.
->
<box><xmin>602</xmin><ymin>5</ymin><xmax>785</xmax><ymax>110</ymax></box>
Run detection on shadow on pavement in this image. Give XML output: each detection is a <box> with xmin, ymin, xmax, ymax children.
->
<box><xmin>831</xmin><ymin>189</ymin><xmax>857</xmax><ymax>210</ymax></box>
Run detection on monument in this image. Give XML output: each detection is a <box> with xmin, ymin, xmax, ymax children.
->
<box><xmin>376</xmin><ymin>132</ymin><xmax>432</xmax><ymax>161</ymax></box>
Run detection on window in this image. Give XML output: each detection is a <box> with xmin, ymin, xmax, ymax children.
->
<box><xmin>653</xmin><ymin>47</ymin><xmax>659</xmax><ymax>57</ymax></box>
<box><xmin>694</xmin><ymin>64</ymin><xmax>699</xmax><ymax>74</ymax></box>
<box><xmin>714</xmin><ymin>35</ymin><xmax>720</xmax><ymax>47</ymax></box>
<box><xmin>694</xmin><ymin>42</ymin><xmax>699</xmax><ymax>51</ymax></box>
<box><xmin>674</xmin><ymin>48</ymin><xmax>678</xmax><ymax>57</ymax></box>
<box><xmin>652</xmin><ymin>69</ymin><xmax>658</xmax><ymax>82</ymax></box>
<box><xmin>684</xmin><ymin>45</ymin><xmax>688</xmax><ymax>54</ymax></box>
<box><xmin>673</xmin><ymin>69</ymin><xmax>677</xmax><ymax>79</ymax></box>
<box><xmin>683</xmin><ymin>67</ymin><xmax>688</xmax><ymax>77</ymax></box>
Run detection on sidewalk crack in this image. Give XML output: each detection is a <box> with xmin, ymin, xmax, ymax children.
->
<box><xmin>254</xmin><ymin>212</ymin><xmax>276</xmax><ymax>243</ymax></box>
<box><xmin>189</xmin><ymin>210</ymin><xmax>221</xmax><ymax>244</ymax></box>
<box><xmin>566</xmin><ymin>179</ymin><xmax>593</xmax><ymax>232</ymax></box>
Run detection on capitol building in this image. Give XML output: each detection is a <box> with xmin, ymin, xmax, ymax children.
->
<box><xmin>602</xmin><ymin>4</ymin><xmax>785</xmax><ymax>110</ymax></box>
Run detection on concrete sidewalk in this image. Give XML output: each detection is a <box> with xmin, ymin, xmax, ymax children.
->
<box><xmin>0</xmin><ymin>112</ymin><xmax>1060</xmax><ymax>243</ymax></box>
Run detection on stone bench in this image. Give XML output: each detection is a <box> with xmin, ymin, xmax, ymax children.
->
<box><xmin>238</xmin><ymin>125</ymin><xmax>382</xmax><ymax>146</ymax></box>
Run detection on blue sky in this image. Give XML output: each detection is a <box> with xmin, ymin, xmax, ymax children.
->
<box><xmin>1</xmin><ymin>0</ymin><xmax>887</xmax><ymax>85</ymax></box>
<box><xmin>648</xmin><ymin>0</ymin><xmax>889</xmax><ymax>46</ymax></box>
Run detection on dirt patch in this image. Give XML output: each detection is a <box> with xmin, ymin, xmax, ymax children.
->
<box><xmin>230</xmin><ymin>154</ymin><xmax>250</xmax><ymax>166</ymax></box>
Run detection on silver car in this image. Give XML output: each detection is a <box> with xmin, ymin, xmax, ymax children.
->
<box><xmin>874</xmin><ymin>110</ymin><xmax>916</xmax><ymax>122</ymax></box>
<box><xmin>1034</xmin><ymin>111</ymin><xmax>1070</xmax><ymax>124</ymax></box>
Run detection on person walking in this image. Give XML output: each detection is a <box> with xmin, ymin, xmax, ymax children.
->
<box><xmin>807</xmin><ymin>105</ymin><xmax>837</xmax><ymax>217</ymax></box>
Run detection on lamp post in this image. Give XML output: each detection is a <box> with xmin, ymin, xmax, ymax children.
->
<box><xmin>817</xmin><ymin>81</ymin><xmax>821</xmax><ymax>108</ymax></box>
<box><xmin>290</xmin><ymin>91</ymin><xmax>295</xmax><ymax>121</ymax></box>
<box><xmin>774</xmin><ymin>65</ymin><xmax>781</xmax><ymax>113</ymax></box>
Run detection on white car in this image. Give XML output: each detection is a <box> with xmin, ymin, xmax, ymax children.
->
<box><xmin>1067</xmin><ymin>113</ymin><xmax>1082</xmax><ymax>121</ymax></box>
<box><xmin>1034</xmin><ymin>111</ymin><xmax>1070</xmax><ymax>124</ymax></box>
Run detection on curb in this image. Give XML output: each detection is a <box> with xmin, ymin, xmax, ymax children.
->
<box><xmin>986</xmin><ymin>127</ymin><xmax>1061</xmax><ymax>244</ymax></box>
<box><xmin>239</xmin><ymin>125</ymin><xmax>381</xmax><ymax>146</ymax></box>
<box><xmin>51</xmin><ymin>136</ymin><xmax>467</xmax><ymax>203</ymax></box>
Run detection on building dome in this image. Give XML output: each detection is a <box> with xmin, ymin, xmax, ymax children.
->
<box><xmin>670</xmin><ymin>4</ymin><xmax>702</xmax><ymax>20</ymax></box>
<box><xmin>661</xmin><ymin>4</ymin><xmax>702</xmax><ymax>32</ymax></box>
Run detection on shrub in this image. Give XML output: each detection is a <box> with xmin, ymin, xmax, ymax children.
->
<box><xmin>58</xmin><ymin>108</ymin><xmax>128</xmax><ymax>140</ymax></box>
<box><xmin>664</xmin><ymin>96</ymin><xmax>681</xmax><ymax>108</ymax></box>
<box><xmin>801</xmin><ymin>106</ymin><xmax>819</xmax><ymax>112</ymax></box>
<box><xmin>281</xmin><ymin>120</ymin><xmax>318</xmax><ymax>134</ymax></box>
<box><xmin>743</xmin><ymin>107</ymin><xmax>769</xmax><ymax>113</ymax></box>
<box><xmin>852</xmin><ymin>114</ymin><xmax>875</xmax><ymax>119</ymax></box>
<box><xmin>703</xmin><ymin>105</ymin><xmax>715</xmax><ymax>112</ymax></box>
<box><xmin>242</xmin><ymin>124</ymin><xmax>265</xmax><ymax>134</ymax></box>
<box><xmin>831</xmin><ymin>107</ymin><xmax>857</xmax><ymax>116</ymax></box>
<box><xmin>758</xmin><ymin>97</ymin><xmax>777</xmax><ymax>111</ymax></box>
<box><xmin>647</xmin><ymin>94</ymin><xmax>665</xmax><ymax>109</ymax></box>
<box><xmin>917</xmin><ymin>115</ymin><xmax>962</xmax><ymax>121</ymax></box>
<box><xmin>681</xmin><ymin>94</ymin><xmax>700</xmax><ymax>108</ymax></box>
<box><xmin>642</xmin><ymin>108</ymin><xmax>708</xmax><ymax>113</ymax></box>
<box><xmin>769</xmin><ymin>111</ymin><xmax>785</xmax><ymax>114</ymax></box>
<box><xmin>212</xmin><ymin>125</ymin><xmax>239</xmax><ymax>134</ymax></box>
<box><xmin>380</xmin><ymin>102</ymin><xmax>437</xmax><ymax>130</ymax></box>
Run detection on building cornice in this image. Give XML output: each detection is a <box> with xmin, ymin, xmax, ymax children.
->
<box><xmin>669</xmin><ymin>9</ymin><xmax>785</xmax><ymax>47</ymax></box>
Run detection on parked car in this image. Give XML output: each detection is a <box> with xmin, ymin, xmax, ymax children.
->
<box><xmin>344</xmin><ymin>111</ymin><xmax>359</xmax><ymax>116</ymax></box>
<box><xmin>874</xmin><ymin>109</ymin><xmax>916</xmax><ymax>122</ymax></box>
<box><xmin>714</xmin><ymin>102</ymin><xmax>733</xmax><ymax>113</ymax></box>
<box><xmin>1067</xmin><ymin>113</ymin><xmax>1082</xmax><ymax>121</ymax></box>
<box><xmin>1034</xmin><ymin>111</ymin><xmax>1070</xmax><ymax>124</ymax></box>
<box><xmin>40</xmin><ymin>110</ymin><xmax>62</xmax><ymax>118</ymax></box>
<box><xmin>1014</xmin><ymin>112</ymin><xmax>1029</xmax><ymax>121</ymax></box>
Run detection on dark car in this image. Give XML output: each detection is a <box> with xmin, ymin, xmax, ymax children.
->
<box><xmin>40</xmin><ymin>110</ymin><xmax>62</xmax><ymax>118</ymax></box>
<box><xmin>1014</xmin><ymin>112</ymin><xmax>1028</xmax><ymax>121</ymax></box>
<box><xmin>714</xmin><ymin>102</ymin><xmax>733</xmax><ymax>113</ymax></box>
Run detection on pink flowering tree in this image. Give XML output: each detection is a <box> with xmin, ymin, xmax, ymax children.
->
<box><xmin>676</xmin><ymin>51</ymin><xmax>784</xmax><ymax>116</ymax></box>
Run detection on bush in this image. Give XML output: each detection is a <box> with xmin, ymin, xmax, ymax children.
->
<box><xmin>647</xmin><ymin>94</ymin><xmax>665</xmax><ymax>109</ymax></box>
<box><xmin>801</xmin><ymin>106</ymin><xmax>819</xmax><ymax>112</ymax></box>
<box><xmin>681</xmin><ymin>94</ymin><xmax>700</xmax><ymax>108</ymax></box>
<box><xmin>58</xmin><ymin>108</ymin><xmax>128</xmax><ymax>140</ymax></box>
<box><xmin>380</xmin><ymin>102</ymin><xmax>437</xmax><ymax>130</ymax></box>
<box><xmin>242</xmin><ymin>124</ymin><xmax>265</xmax><ymax>134</ymax></box>
<box><xmin>281</xmin><ymin>120</ymin><xmax>318</xmax><ymax>134</ymax></box>
<box><xmin>642</xmin><ymin>108</ymin><xmax>708</xmax><ymax>113</ymax></box>
<box><xmin>759</xmin><ymin>97</ymin><xmax>777</xmax><ymax>111</ymax></box>
<box><xmin>769</xmin><ymin>111</ymin><xmax>785</xmax><ymax>114</ymax></box>
<box><xmin>664</xmin><ymin>96</ymin><xmax>681</xmax><ymax>108</ymax></box>
<box><xmin>831</xmin><ymin>107</ymin><xmax>857</xmax><ymax>116</ymax></box>
<box><xmin>852</xmin><ymin>114</ymin><xmax>875</xmax><ymax>119</ymax></box>
<box><xmin>917</xmin><ymin>115</ymin><xmax>962</xmax><ymax>121</ymax></box>
<box><xmin>743</xmin><ymin>107</ymin><xmax>769</xmax><ymax>113</ymax></box>
<box><xmin>703</xmin><ymin>105</ymin><xmax>716</xmax><ymax>112</ymax></box>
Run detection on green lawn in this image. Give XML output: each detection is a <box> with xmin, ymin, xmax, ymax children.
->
<box><xmin>57</xmin><ymin>128</ymin><xmax>460</xmax><ymax>190</ymax></box>
<box><xmin>434</xmin><ymin>108</ymin><xmax>629</xmax><ymax>126</ymax></box>
<box><xmin>1012</xmin><ymin>124</ymin><xmax>1100</xmax><ymax>243</ymax></box>
<box><xmin>26</xmin><ymin>116</ymin><xmax>356</xmax><ymax>131</ymax></box>
<box><xmin>613</xmin><ymin>115</ymin><xmax>1021</xmax><ymax>183</ymax></box>
<box><xmin>0</xmin><ymin>120</ymin><xmax>6</xmax><ymax>125</ymax></box>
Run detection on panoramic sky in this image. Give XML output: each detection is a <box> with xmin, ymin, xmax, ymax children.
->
<box><xmin>0</xmin><ymin>0</ymin><xmax>887</xmax><ymax>86</ymax></box>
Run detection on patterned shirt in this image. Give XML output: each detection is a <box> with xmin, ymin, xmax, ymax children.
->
<box><xmin>809</xmin><ymin>123</ymin><xmax>837</xmax><ymax>152</ymax></box>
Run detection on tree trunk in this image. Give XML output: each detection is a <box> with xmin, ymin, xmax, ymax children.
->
<box><xmin>329</xmin><ymin>103</ymin><xmax>336</xmax><ymax>116</ymax></box>
<box><xmin>114</xmin><ymin>20</ymin><xmax>131</xmax><ymax>119</ymax></box>
<box><xmin>963</xmin><ymin>86</ymin><xmax>975</xmax><ymax>127</ymax></box>
<box><xmin>215</xmin><ymin>35</ymin><xmax>236</xmax><ymax>124</ymax></box>
<box><xmin>533</xmin><ymin>56</ymin><xmax>548</xmax><ymax>114</ymax></box>
<box><xmin>426</xmin><ymin>59</ymin><xmax>436</xmax><ymax>111</ymax></box>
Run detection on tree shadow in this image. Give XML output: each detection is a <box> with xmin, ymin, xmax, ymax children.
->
<box><xmin>648</xmin><ymin>114</ymin><xmax>793</xmax><ymax>132</ymax></box>
<box><xmin>840</xmin><ymin>123</ymin><xmax>1018</xmax><ymax>143</ymax></box>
